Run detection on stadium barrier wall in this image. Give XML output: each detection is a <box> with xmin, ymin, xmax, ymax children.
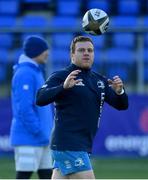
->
<box><xmin>0</xmin><ymin>95</ymin><xmax>148</xmax><ymax>157</ymax></box>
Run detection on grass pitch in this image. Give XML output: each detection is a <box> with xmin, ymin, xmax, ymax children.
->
<box><xmin>0</xmin><ymin>156</ymin><xmax>148</xmax><ymax>179</ymax></box>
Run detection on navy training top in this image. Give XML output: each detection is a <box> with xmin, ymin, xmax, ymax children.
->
<box><xmin>36</xmin><ymin>64</ymin><xmax>128</xmax><ymax>152</ymax></box>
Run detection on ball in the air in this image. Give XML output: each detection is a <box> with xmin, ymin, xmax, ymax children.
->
<box><xmin>82</xmin><ymin>8</ymin><xmax>109</xmax><ymax>35</ymax></box>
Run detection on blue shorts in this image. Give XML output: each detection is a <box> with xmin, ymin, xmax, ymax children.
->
<box><xmin>51</xmin><ymin>150</ymin><xmax>92</xmax><ymax>176</ymax></box>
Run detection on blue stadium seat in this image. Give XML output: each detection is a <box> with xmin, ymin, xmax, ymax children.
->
<box><xmin>118</xmin><ymin>0</ymin><xmax>140</xmax><ymax>15</ymax></box>
<box><xmin>112</xmin><ymin>33</ymin><xmax>135</xmax><ymax>48</ymax></box>
<box><xmin>144</xmin><ymin>48</ymin><xmax>148</xmax><ymax>82</ymax></box>
<box><xmin>23</xmin><ymin>0</ymin><xmax>50</xmax><ymax>3</ymax></box>
<box><xmin>110</xmin><ymin>16</ymin><xmax>139</xmax><ymax>28</ymax></box>
<box><xmin>0</xmin><ymin>65</ymin><xmax>7</xmax><ymax>83</ymax></box>
<box><xmin>51</xmin><ymin>63</ymin><xmax>67</xmax><ymax>72</ymax></box>
<box><xmin>88</xmin><ymin>35</ymin><xmax>106</xmax><ymax>49</ymax></box>
<box><xmin>51</xmin><ymin>48</ymin><xmax>70</xmax><ymax>65</ymax></box>
<box><xmin>105</xmin><ymin>48</ymin><xmax>135</xmax><ymax>64</ymax></box>
<box><xmin>145</xmin><ymin>33</ymin><xmax>148</xmax><ymax>47</ymax></box>
<box><xmin>93</xmin><ymin>49</ymin><xmax>104</xmax><ymax>70</ymax></box>
<box><xmin>49</xmin><ymin>16</ymin><xmax>79</xmax><ymax>28</ymax></box>
<box><xmin>21</xmin><ymin>33</ymin><xmax>44</xmax><ymax>42</ymax></box>
<box><xmin>0</xmin><ymin>34</ymin><xmax>13</xmax><ymax>48</ymax></box>
<box><xmin>106</xmin><ymin>66</ymin><xmax>129</xmax><ymax>81</ymax></box>
<box><xmin>21</xmin><ymin>15</ymin><xmax>49</xmax><ymax>27</ymax></box>
<box><xmin>11</xmin><ymin>48</ymin><xmax>23</xmax><ymax>64</ymax></box>
<box><xmin>51</xmin><ymin>48</ymin><xmax>70</xmax><ymax>71</ymax></box>
<box><xmin>0</xmin><ymin>49</ymin><xmax>9</xmax><ymax>82</ymax></box>
<box><xmin>143</xmin><ymin>16</ymin><xmax>148</xmax><ymax>26</ymax></box>
<box><xmin>144</xmin><ymin>48</ymin><xmax>148</xmax><ymax>63</ymax></box>
<box><xmin>0</xmin><ymin>0</ymin><xmax>20</xmax><ymax>15</ymax></box>
<box><xmin>0</xmin><ymin>16</ymin><xmax>16</xmax><ymax>27</ymax></box>
<box><xmin>52</xmin><ymin>33</ymin><xmax>74</xmax><ymax>48</ymax></box>
<box><xmin>105</xmin><ymin>48</ymin><xmax>135</xmax><ymax>81</ymax></box>
<box><xmin>144</xmin><ymin>67</ymin><xmax>148</xmax><ymax>82</ymax></box>
<box><xmin>0</xmin><ymin>49</ymin><xmax>9</xmax><ymax>64</ymax></box>
<box><xmin>80</xmin><ymin>32</ymin><xmax>106</xmax><ymax>49</ymax></box>
<box><xmin>87</xmin><ymin>0</ymin><xmax>110</xmax><ymax>13</ymax></box>
<box><xmin>56</xmin><ymin>0</ymin><xmax>81</xmax><ymax>16</ymax></box>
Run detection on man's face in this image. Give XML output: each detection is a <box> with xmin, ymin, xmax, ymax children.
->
<box><xmin>35</xmin><ymin>50</ymin><xmax>49</xmax><ymax>64</ymax></box>
<box><xmin>71</xmin><ymin>41</ymin><xmax>94</xmax><ymax>69</ymax></box>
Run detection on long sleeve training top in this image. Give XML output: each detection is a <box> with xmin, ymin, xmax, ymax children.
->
<box><xmin>36</xmin><ymin>63</ymin><xmax>128</xmax><ymax>152</ymax></box>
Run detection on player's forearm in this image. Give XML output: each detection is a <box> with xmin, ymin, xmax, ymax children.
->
<box><xmin>113</xmin><ymin>92</ymin><xmax>128</xmax><ymax>110</ymax></box>
<box><xmin>114</xmin><ymin>93</ymin><xmax>128</xmax><ymax>110</ymax></box>
<box><xmin>105</xmin><ymin>90</ymin><xmax>128</xmax><ymax>110</ymax></box>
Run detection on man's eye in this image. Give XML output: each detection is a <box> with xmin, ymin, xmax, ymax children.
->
<box><xmin>78</xmin><ymin>49</ymin><xmax>93</xmax><ymax>52</ymax></box>
<box><xmin>78</xmin><ymin>49</ymin><xmax>85</xmax><ymax>52</ymax></box>
<box><xmin>88</xmin><ymin>49</ymin><xmax>93</xmax><ymax>52</ymax></box>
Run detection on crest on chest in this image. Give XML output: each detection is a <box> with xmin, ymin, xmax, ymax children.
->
<box><xmin>97</xmin><ymin>80</ymin><xmax>105</xmax><ymax>89</ymax></box>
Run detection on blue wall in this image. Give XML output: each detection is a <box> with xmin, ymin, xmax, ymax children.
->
<box><xmin>1</xmin><ymin>95</ymin><xmax>148</xmax><ymax>157</ymax></box>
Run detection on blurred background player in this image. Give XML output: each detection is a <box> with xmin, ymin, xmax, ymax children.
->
<box><xmin>36</xmin><ymin>36</ymin><xmax>128</xmax><ymax>179</ymax></box>
<box><xmin>10</xmin><ymin>35</ymin><xmax>53</xmax><ymax>179</ymax></box>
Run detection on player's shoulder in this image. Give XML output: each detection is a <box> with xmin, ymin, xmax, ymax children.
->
<box><xmin>48</xmin><ymin>68</ymin><xmax>70</xmax><ymax>80</ymax></box>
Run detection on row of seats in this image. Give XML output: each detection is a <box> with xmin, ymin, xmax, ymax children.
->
<box><xmin>1</xmin><ymin>55</ymin><xmax>145</xmax><ymax>82</ymax></box>
<box><xmin>0</xmin><ymin>33</ymin><xmax>148</xmax><ymax>49</ymax></box>
<box><xmin>0</xmin><ymin>63</ymin><xmax>138</xmax><ymax>84</ymax></box>
<box><xmin>1</xmin><ymin>47</ymin><xmax>148</xmax><ymax>66</ymax></box>
<box><xmin>0</xmin><ymin>0</ymin><xmax>147</xmax><ymax>16</ymax></box>
<box><xmin>0</xmin><ymin>15</ymin><xmax>147</xmax><ymax>29</ymax></box>
<box><xmin>55</xmin><ymin>0</ymin><xmax>148</xmax><ymax>16</ymax></box>
<box><xmin>50</xmin><ymin>48</ymin><xmax>148</xmax><ymax>65</ymax></box>
<box><xmin>50</xmin><ymin>47</ymin><xmax>148</xmax><ymax>82</ymax></box>
<box><xmin>1</xmin><ymin>46</ymin><xmax>148</xmax><ymax>83</ymax></box>
<box><xmin>0</xmin><ymin>47</ymin><xmax>148</xmax><ymax>64</ymax></box>
<box><xmin>52</xmin><ymin>33</ymin><xmax>148</xmax><ymax>49</ymax></box>
<box><xmin>0</xmin><ymin>0</ymin><xmax>51</xmax><ymax>16</ymax></box>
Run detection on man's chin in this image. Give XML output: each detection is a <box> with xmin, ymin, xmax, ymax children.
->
<box><xmin>81</xmin><ymin>64</ymin><xmax>91</xmax><ymax>69</ymax></box>
<box><xmin>39</xmin><ymin>60</ymin><xmax>46</xmax><ymax>64</ymax></box>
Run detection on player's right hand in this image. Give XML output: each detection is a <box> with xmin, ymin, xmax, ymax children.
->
<box><xmin>63</xmin><ymin>70</ymin><xmax>82</xmax><ymax>89</ymax></box>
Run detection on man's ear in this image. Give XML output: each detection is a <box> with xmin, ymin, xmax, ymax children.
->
<box><xmin>70</xmin><ymin>52</ymin><xmax>74</xmax><ymax>62</ymax></box>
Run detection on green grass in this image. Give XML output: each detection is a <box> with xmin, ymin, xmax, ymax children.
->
<box><xmin>1</xmin><ymin>156</ymin><xmax>148</xmax><ymax>179</ymax></box>
<box><xmin>92</xmin><ymin>157</ymin><xmax>148</xmax><ymax>179</ymax></box>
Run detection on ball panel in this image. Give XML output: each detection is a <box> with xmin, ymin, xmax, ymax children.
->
<box><xmin>99</xmin><ymin>18</ymin><xmax>109</xmax><ymax>34</ymax></box>
<box><xmin>90</xmin><ymin>8</ymin><xmax>107</xmax><ymax>21</ymax></box>
<box><xmin>82</xmin><ymin>8</ymin><xmax>109</xmax><ymax>36</ymax></box>
<box><xmin>82</xmin><ymin>11</ymin><xmax>89</xmax><ymax>27</ymax></box>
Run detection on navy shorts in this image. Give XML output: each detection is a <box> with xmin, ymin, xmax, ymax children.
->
<box><xmin>51</xmin><ymin>150</ymin><xmax>92</xmax><ymax>176</ymax></box>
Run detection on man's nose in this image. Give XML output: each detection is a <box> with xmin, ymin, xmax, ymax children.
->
<box><xmin>83</xmin><ymin>50</ymin><xmax>89</xmax><ymax>54</ymax></box>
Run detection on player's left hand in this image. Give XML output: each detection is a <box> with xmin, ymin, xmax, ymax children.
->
<box><xmin>107</xmin><ymin>76</ymin><xmax>124</xmax><ymax>95</ymax></box>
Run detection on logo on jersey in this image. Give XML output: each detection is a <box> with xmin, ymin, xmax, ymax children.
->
<box><xmin>74</xmin><ymin>158</ymin><xmax>85</xmax><ymax>167</ymax></box>
<box><xmin>75</xmin><ymin>79</ymin><xmax>85</xmax><ymax>86</ymax></box>
<box><xmin>97</xmin><ymin>80</ymin><xmax>105</xmax><ymax>89</ymax></box>
<box><xmin>23</xmin><ymin>84</ymin><xmax>29</xmax><ymax>90</ymax></box>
